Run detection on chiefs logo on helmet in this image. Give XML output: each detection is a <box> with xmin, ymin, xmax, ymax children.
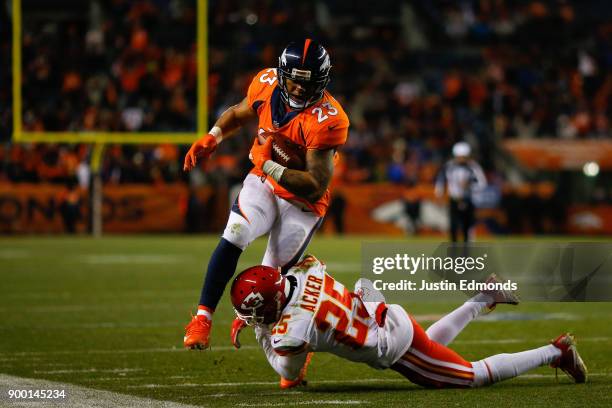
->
<box><xmin>241</xmin><ymin>292</ymin><xmax>264</xmax><ymax>311</ymax></box>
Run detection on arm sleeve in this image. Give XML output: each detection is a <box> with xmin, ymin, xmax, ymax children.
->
<box><xmin>254</xmin><ymin>325</ymin><xmax>309</xmax><ymax>381</ymax></box>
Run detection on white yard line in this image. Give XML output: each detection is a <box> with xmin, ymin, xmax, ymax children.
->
<box><xmin>129</xmin><ymin>382</ymin><xmax>276</xmax><ymax>388</ymax></box>
<box><xmin>17</xmin><ymin>321</ymin><xmax>188</xmax><ymax>329</ymax></box>
<box><xmin>0</xmin><ymin>374</ymin><xmax>203</xmax><ymax>408</ymax></box>
<box><xmin>0</xmin><ymin>345</ymin><xmax>258</xmax><ymax>357</ymax></box>
<box><xmin>453</xmin><ymin>336</ymin><xmax>612</xmax><ymax>345</ymax></box>
<box><xmin>33</xmin><ymin>368</ymin><xmax>143</xmax><ymax>375</ymax></box>
<box><xmin>235</xmin><ymin>262</ymin><xmax>361</xmax><ymax>274</ymax></box>
<box><xmin>476</xmin><ymin>312</ymin><xmax>578</xmax><ymax>321</ymax></box>
<box><xmin>207</xmin><ymin>391</ymin><xmax>304</xmax><ymax>399</ymax></box>
<box><xmin>0</xmin><ymin>249</ymin><xmax>31</xmax><ymax>259</ymax></box>
<box><xmin>127</xmin><ymin>378</ymin><xmax>411</xmax><ymax>389</ymax></box>
<box><xmin>323</xmin><ymin>262</ymin><xmax>362</xmax><ymax>273</ymax></box>
<box><xmin>412</xmin><ymin>312</ymin><xmax>581</xmax><ymax>322</ymax></box>
<box><xmin>238</xmin><ymin>401</ymin><xmax>364</xmax><ymax>407</ymax></box>
<box><xmin>519</xmin><ymin>373</ymin><xmax>611</xmax><ymax>379</ymax></box>
<box><xmin>76</xmin><ymin>254</ymin><xmax>193</xmax><ymax>264</ymax></box>
<box><xmin>0</xmin><ymin>289</ymin><xmax>193</xmax><ymax>300</ymax></box>
<box><xmin>0</xmin><ymin>304</ymin><xmax>191</xmax><ymax>313</ymax></box>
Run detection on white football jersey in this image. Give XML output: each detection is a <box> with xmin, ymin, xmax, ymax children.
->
<box><xmin>269</xmin><ymin>256</ymin><xmax>414</xmax><ymax>369</ymax></box>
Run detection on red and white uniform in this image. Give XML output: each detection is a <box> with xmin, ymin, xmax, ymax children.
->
<box><xmin>256</xmin><ymin>257</ymin><xmax>485</xmax><ymax>386</ymax></box>
<box><xmin>255</xmin><ymin>258</ymin><xmax>564</xmax><ymax>388</ymax></box>
<box><xmin>254</xmin><ymin>256</ymin><xmax>413</xmax><ymax>380</ymax></box>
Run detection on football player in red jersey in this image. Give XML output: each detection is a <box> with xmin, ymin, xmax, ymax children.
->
<box><xmin>183</xmin><ymin>40</ymin><xmax>349</xmax><ymax>350</ymax></box>
<box><xmin>230</xmin><ymin>256</ymin><xmax>587</xmax><ymax>389</ymax></box>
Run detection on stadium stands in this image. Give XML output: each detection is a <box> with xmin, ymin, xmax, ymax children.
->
<box><xmin>0</xmin><ymin>0</ymin><xmax>610</xmax><ymax>233</ymax></box>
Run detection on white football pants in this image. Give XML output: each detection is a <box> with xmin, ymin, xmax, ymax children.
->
<box><xmin>222</xmin><ymin>174</ymin><xmax>322</xmax><ymax>272</ymax></box>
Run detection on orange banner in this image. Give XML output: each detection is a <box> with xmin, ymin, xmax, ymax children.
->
<box><xmin>327</xmin><ymin>184</ymin><xmax>439</xmax><ymax>235</ymax></box>
<box><xmin>0</xmin><ymin>184</ymin><xmax>191</xmax><ymax>234</ymax></box>
<box><xmin>102</xmin><ymin>185</ymin><xmax>189</xmax><ymax>233</ymax></box>
<box><xmin>332</xmin><ymin>184</ymin><xmax>405</xmax><ymax>235</ymax></box>
<box><xmin>3</xmin><ymin>183</ymin><xmax>609</xmax><ymax>235</ymax></box>
<box><xmin>0</xmin><ymin>183</ymin><xmax>437</xmax><ymax>235</ymax></box>
<box><xmin>503</xmin><ymin>139</ymin><xmax>612</xmax><ymax>170</ymax></box>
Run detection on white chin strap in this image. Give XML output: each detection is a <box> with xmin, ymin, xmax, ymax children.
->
<box><xmin>283</xmin><ymin>279</ymin><xmax>292</xmax><ymax>299</ymax></box>
<box><xmin>288</xmin><ymin>96</ymin><xmax>306</xmax><ymax>110</ymax></box>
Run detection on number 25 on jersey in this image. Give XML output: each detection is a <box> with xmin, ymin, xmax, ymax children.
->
<box><xmin>314</xmin><ymin>274</ymin><xmax>369</xmax><ymax>349</ymax></box>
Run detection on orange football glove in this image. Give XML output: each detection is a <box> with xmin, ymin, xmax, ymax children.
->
<box><xmin>280</xmin><ymin>352</ymin><xmax>313</xmax><ymax>389</ymax></box>
<box><xmin>230</xmin><ymin>317</ymin><xmax>247</xmax><ymax>349</ymax></box>
<box><xmin>248</xmin><ymin>136</ymin><xmax>273</xmax><ymax>170</ymax></box>
<box><xmin>183</xmin><ymin>134</ymin><xmax>218</xmax><ymax>171</ymax></box>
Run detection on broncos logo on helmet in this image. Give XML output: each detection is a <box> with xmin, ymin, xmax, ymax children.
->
<box><xmin>278</xmin><ymin>39</ymin><xmax>332</xmax><ymax>110</ymax></box>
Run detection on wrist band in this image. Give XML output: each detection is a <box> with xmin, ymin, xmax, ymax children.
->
<box><xmin>209</xmin><ymin>126</ymin><xmax>223</xmax><ymax>144</ymax></box>
<box><xmin>262</xmin><ymin>160</ymin><xmax>286</xmax><ymax>182</ymax></box>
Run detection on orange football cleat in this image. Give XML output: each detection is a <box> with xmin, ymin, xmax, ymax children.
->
<box><xmin>550</xmin><ymin>333</ymin><xmax>587</xmax><ymax>383</ymax></box>
<box><xmin>183</xmin><ymin>314</ymin><xmax>212</xmax><ymax>350</ymax></box>
<box><xmin>280</xmin><ymin>352</ymin><xmax>313</xmax><ymax>389</ymax></box>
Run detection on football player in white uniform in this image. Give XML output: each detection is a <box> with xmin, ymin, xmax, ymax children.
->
<box><xmin>229</xmin><ymin>255</ymin><xmax>587</xmax><ymax>389</ymax></box>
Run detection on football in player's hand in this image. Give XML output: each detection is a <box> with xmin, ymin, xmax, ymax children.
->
<box><xmin>257</xmin><ymin>131</ymin><xmax>307</xmax><ymax>171</ymax></box>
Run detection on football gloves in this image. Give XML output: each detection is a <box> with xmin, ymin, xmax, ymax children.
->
<box><xmin>249</xmin><ymin>136</ymin><xmax>273</xmax><ymax>170</ymax></box>
<box><xmin>183</xmin><ymin>134</ymin><xmax>218</xmax><ymax>171</ymax></box>
<box><xmin>231</xmin><ymin>317</ymin><xmax>248</xmax><ymax>349</ymax></box>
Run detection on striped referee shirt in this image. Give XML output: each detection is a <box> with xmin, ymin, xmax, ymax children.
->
<box><xmin>435</xmin><ymin>159</ymin><xmax>487</xmax><ymax>201</ymax></box>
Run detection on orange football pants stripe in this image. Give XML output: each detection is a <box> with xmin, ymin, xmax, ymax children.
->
<box><xmin>391</xmin><ymin>316</ymin><xmax>474</xmax><ymax>388</ymax></box>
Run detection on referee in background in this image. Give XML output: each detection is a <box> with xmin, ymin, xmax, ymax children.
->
<box><xmin>435</xmin><ymin>142</ymin><xmax>487</xmax><ymax>242</ymax></box>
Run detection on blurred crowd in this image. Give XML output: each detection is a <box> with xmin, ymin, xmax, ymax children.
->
<box><xmin>0</xmin><ymin>0</ymin><xmax>610</xmax><ymax>198</ymax></box>
<box><xmin>21</xmin><ymin>0</ymin><xmax>197</xmax><ymax>133</ymax></box>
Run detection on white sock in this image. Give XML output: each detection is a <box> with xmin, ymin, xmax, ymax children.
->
<box><xmin>472</xmin><ymin>345</ymin><xmax>561</xmax><ymax>386</ymax></box>
<box><xmin>426</xmin><ymin>297</ymin><xmax>488</xmax><ymax>346</ymax></box>
<box><xmin>470</xmin><ymin>292</ymin><xmax>495</xmax><ymax>306</ymax></box>
<box><xmin>197</xmin><ymin>309</ymin><xmax>213</xmax><ymax>320</ymax></box>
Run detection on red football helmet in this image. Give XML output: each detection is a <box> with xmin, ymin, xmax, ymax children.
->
<box><xmin>230</xmin><ymin>265</ymin><xmax>288</xmax><ymax>325</ymax></box>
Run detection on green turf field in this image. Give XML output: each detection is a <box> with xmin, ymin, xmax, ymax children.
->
<box><xmin>1</xmin><ymin>236</ymin><xmax>611</xmax><ymax>407</ymax></box>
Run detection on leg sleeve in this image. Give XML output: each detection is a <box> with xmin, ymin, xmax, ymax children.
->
<box><xmin>425</xmin><ymin>299</ymin><xmax>487</xmax><ymax>346</ymax></box>
<box><xmin>471</xmin><ymin>345</ymin><xmax>561</xmax><ymax>387</ymax></box>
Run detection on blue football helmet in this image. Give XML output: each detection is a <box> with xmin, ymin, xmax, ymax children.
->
<box><xmin>278</xmin><ymin>39</ymin><xmax>331</xmax><ymax>110</ymax></box>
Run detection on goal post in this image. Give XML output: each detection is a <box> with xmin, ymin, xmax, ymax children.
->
<box><xmin>11</xmin><ymin>0</ymin><xmax>208</xmax><ymax>235</ymax></box>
